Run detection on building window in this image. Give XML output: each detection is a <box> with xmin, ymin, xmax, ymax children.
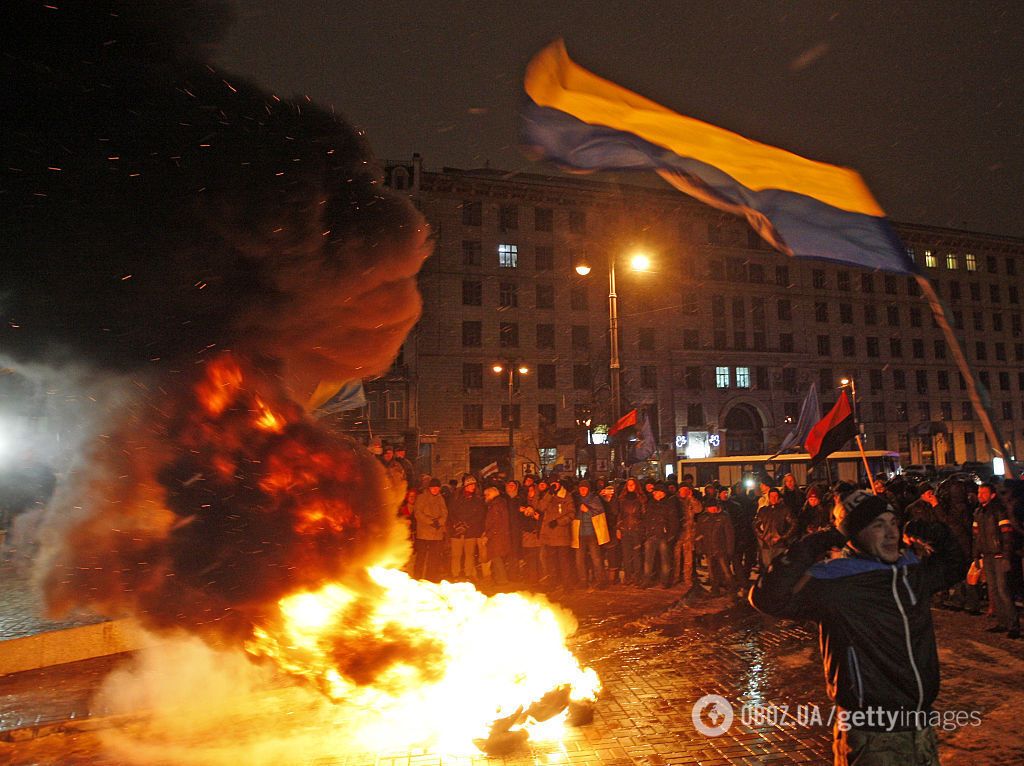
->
<box><xmin>683</xmin><ymin>329</ymin><xmax>700</xmax><ymax>349</ymax></box>
<box><xmin>571</xmin><ymin>325</ymin><xmax>589</xmax><ymax>350</ymax></box>
<box><xmin>534</xmin><ymin>206</ymin><xmax>553</xmax><ymax>232</ymax></box>
<box><xmin>937</xmin><ymin>370</ymin><xmax>949</xmax><ymax>390</ymax></box>
<box><xmin>783</xmin><ymin>402</ymin><xmax>798</xmax><ymax>422</ymax></box>
<box><xmin>386</xmin><ymin>394</ymin><xmax>406</xmax><ymax>420</ymax></box>
<box><xmin>748</xmin><ymin>263</ymin><xmax>765</xmax><ymax>283</ymax></box>
<box><xmin>872</xmin><ymin>402</ymin><xmax>886</xmax><ymax>422</ymax></box>
<box><xmin>685</xmin><ymin>366</ymin><xmax>702</xmax><ymax>390</ymax></box>
<box><xmin>924</xmin><ymin>250</ymin><xmax>936</xmax><ymax>268</ymax></box>
<box><xmin>912</xmin><ymin>339</ymin><xmax>924</xmax><ymax>359</ymax></box>
<box><xmin>969</xmin><ymin>283</ymin><xmax>981</xmax><ymax>301</ymax></box>
<box><xmin>987</xmin><ymin>255</ymin><xmax>999</xmax><ymax>274</ymax></box>
<box><xmin>732</xmin><ymin>296</ymin><xmax>746</xmax><ymax>324</ymax></box>
<box><xmin>916</xmin><ymin>370</ymin><xmax>928</xmax><ymax>394</ymax></box>
<box><xmin>499</xmin><ymin>282</ymin><xmax>518</xmax><ymax>308</ymax></box>
<box><xmin>990</xmin><ymin>284</ymin><xmax>1001</xmax><ymax>304</ymax></box>
<box><xmin>993</xmin><ymin>313</ymin><xmax>1004</xmax><ymax>332</ymax></box>
<box><xmin>864</xmin><ymin>304</ymin><xmax>877</xmax><ymax>325</ymax></box>
<box><xmin>462</xmin><ymin>279</ymin><xmax>482</xmax><ymax>306</ymax></box>
<box><xmin>779</xmin><ymin>333</ymin><xmax>794</xmax><ymax>353</ymax></box>
<box><xmin>500</xmin><ymin>404</ymin><xmax>522</xmax><ymax>428</ymax></box>
<box><xmin>917</xmin><ymin>401</ymin><xmax>930</xmax><ymax>421</ymax></box>
<box><xmin>941</xmin><ymin>402</ymin><xmax>952</xmax><ymax>421</ymax></box>
<box><xmin>640</xmin><ymin>365</ymin><xmax>658</xmax><ymax>389</ymax></box>
<box><xmin>909</xmin><ymin>307</ymin><xmax>922</xmax><ymax>327</ymax></box>
<box><xmin>570</xmin><ymin>287</ymin><xmax>588</xmax><ymax>311</ymax></box>
<box><xmin>538</xmin><ymin>403</ymin><xmax>556</xmax><ymax>427</ymax></box>
<box><xmin>639</xmin><ymin>327</ymin><xmax>656</xmax><ymax>351</ymax></box>
<box><xmin>735</xmin><ymin>366</ymin><xmax>750</xmax><ymax>388</ymax></box>
<box><xmin>463</xmin><ymin>404</ymin><xmax>483</xmax><ymax>429</ymax></box>
<box><xmin>537</xmin><ymin>363</ymin><xmax>556</xmax><ymax>389</ymax></box>
<box><xmin>866</xmin><ymin>336</ymin><xmax>880</xmax><ymax>357</ymax></box>
<box><xmin>1003</xmin><ymin>402</ymin><xmax>1014</xmax><ymax>420</ymax></box>
<box><xmin>895</xmin><ymin>402</ymin><xmax>908</xmax><ymax>421</ymax></box>
<box><xmin>815</xmin><ymin>302</ymin><xmax>829</xmax><ymax>322</ymax></box>
<box><xmin>463</xmin><ymin>363</ymin><xmax>483</xmax><ymax>389</ymax></box>
<box><xmin>946</xmin><ymin>252</ymin><xmax>958</xmax><ymax>270</ymax></box>
<box><xmin>908</xmin><ymin>277</ymin><xmax>921</xmax><ymax>296</ymax></box>
<box><xmin>996</xmin><ymin>342</ymin><xmax>1007</xmax><ymax>362</ymax></box>
<box><xmin>999</xmin><ymin>371</ymin><xmax>1011</xmax><ymax>391</ymax></box>
<box><xmin>756</xmin><ymin>366</ymin><xmax>769</xmax><ymax>389</ymax></box>
<box><xmin>462</xmin><ymin>240</ymin><xmax>482</xmax><ymax>266</ymax></box>
<box><xmin>499</xmin><ymin>322</ymin><xmax>519</xmax><ymax>347</ymax></box>
<box><xmin>572</xmin><ymin>364</ymin><xmax>591</xmax><ymax>389</ymax></box>
<box><xmin>1010</xmin><ymin>286</ymin><xmax>1019</xmax><ymax>304</ymax></box>
<box><xmin>776</xmin><ymin>265</ymin><xmax>790</xmax><ymax>286</ymax></box>
<box><xmin>687</xmin><ymin>403</ymin><xmax>705</xmax><ymax>427</ymax></box>
<box><xmin>842</xmin><ymin>336</ymin><xmax>856</xmax><ymax>356</ymax></box>
<box><xmin>972</xmin><ymin>311</ymin><xmax>984</xmax><ymax>331</ymax></box>
<box><xmin>819</xmin><ymin>368</ymin><xmax>833</xmax><ymax>393</ymax></box>
<box><xmin>837</xmin><ymin>271</ymin><xmax>851</xmax><ymax>291</ymax></box>
<box><xmin>536</xmin><ymin>323</ymin><xmax>555</xmax><ymax>349</ymax></box>
<box><xmin>462</xmin><ymin>321</ymin><xmax>482</xmax><ymax>347</ymax></box>
<box><xmin>934</xmin><ymin>340</ymin><xmax>947</xmax><ymax>359</ymax></box>
<box><xmin>777</xmin><ymin>299</ymin><xmax>792</xmax><ymax>321</ymax></box>
<box><xmin>711</xmin><ymin>295</ymin><xmax>725</xmax><ymax>318</ymax></box>
<box><xmin>893</xmin><ymin>370</ymin><xmax>906</xmax><ymax>390</ymax></box>
<box><xmin>887</xmin><ymin>305</ymin><xmax>900</xmax><ymax>327</ymax></box>
<box><xmin>884</xmin><ymin>275</ymin><xmax>899</xmax><ymax>295</ymax></box>
<box><xmin>733</xmin><ymin>331</ymin><xmax>747</xmax><ymax>350</ymax></box>
<box><xmin>568</xmin><ymin>209</ymin><xmax>586</xmax><ymax>233</ymax></box>
<box><xmin>812</xmin><ymin>269</ymin><xmax>826</xmax><ymax>289</ymax></box>
<box><xmin>499</xmin><ymin>204</ymin><xmax>518</xmax><ymax>230</ymax></box>
<box><xmin>953</xmin><ymin>310</ymin><xmax>964</xmax><ymax>330</ymax></box>
<box><xmin>535</xmin><ymin>245</ymin><xmax>554</xmax><ymax>271</ymax></box>
<box><xmin>961</xmin><ymin>401</ymin><xmax>972</xmax><ymax>420</ymax></box>
<box><xmin>965</xmin><ymin>253</ymin><xmax>977</xmax><ymax>271</ymax></box>
<box><xmin>715</xmin><ymin>366</ymin><xmax>730</xmax><ymax>388</ymax></box>
<box><xmin>781</xmin><ymin>367</ymin><xmax>797</xmax><ymax>392</ymax></box>
<box><xmin>975</xmin><ymin>341</ymin><xmax>986</xmax><ymax>360</ymax></box>
<box><xmin>462</xmin><ymin>201</ymin><xmax>482</xmax><ymax>227</ymax></box>
<box><xmin>535</xmin><ymin>283</ymin><xmax>554</xmax><ymax>309</ymax></box>
<box><xmin>498</xmin><ymin>243</ymin><xmax>518</xmax><ymax>268</ymax></box>
<box><xmin>861</xmin><ymin>273</ymin><xmax>874</xmax><ymax>293</ymax></box>
<box><xmin>950</xmin><ymin>282</ymin><xmax>961</xmax><ymax>300</ymax></box>
<box><xmin>869</xmin><ymin>368</ymin><xmax>883</xmax><ymax>391</ymax></box>
<box><xmin>840</xmin><ymin>303</ymin><xmax>853</xmax><ymax>324</ymax></box>
<box><xmin>817</xmin><ymin>335</ymin><xmax>831</xmax><ymax>355</ymax></box>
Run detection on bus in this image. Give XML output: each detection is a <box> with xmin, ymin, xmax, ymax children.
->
<box><xmin>676</xmin><ymin>450</ymin><xmax>901</xmax><ymax>490</ymax></box>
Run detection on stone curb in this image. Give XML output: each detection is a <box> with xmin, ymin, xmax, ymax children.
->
<box><xmin>0</xmin><ymin>618</ymin><xmax>148</xmax><ymax>677</ymax></box>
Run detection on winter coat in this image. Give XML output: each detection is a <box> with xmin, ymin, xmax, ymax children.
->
<box><xmin>616</xmin><ymin>490</ymin><xmax>646</xmax><ymax>532</ymax></box>
<box><xmin>484</xmin><ymin>495</ymin><xmax>513</xmax><ymax>558</ymax></box>
<box><xmin>750</xmin><ymin>522</ymin><xmax>967</xmax><ymax>729</ymax></box>
<box><xmin>413</xmin><ymin>492</ymin><xmax>447</xmax><ymax>541</ymax></box>
<box><xmin>696</xmin><ymin>510</ymin><xmax>734</xmax><ymax>557</ymax></box>
<box><xmin>519</xmin><ymin>497</ymin><xmax>543</xmax><ymax>549</ymax></box>
<box><xmin>447</xmin><ymin>489</ymin><xmax>486</xmax><ymax>538</ymax></box>
<box><xmin>754</xmin><ymin>502</ymin><xmax>794</xmax><ymax>548</ymax></box>
<box><xmin>571</xmin><ymin>492</ymin><xmax>610</xmax><ymax>547</ymax></box>
<box><xmin>973</xmin><ymin>498</ymin><xmax>1015</xmax><ymax>558</ymax></box>
<box><xmin>640</xmin><ymin>496</ymin><xmax>680</xmax><ymax>541</ymax></box>
<box><xmin>538</xmin><ymin>488</ymin><xmax>574</xmax><ymax>546</ymax></box>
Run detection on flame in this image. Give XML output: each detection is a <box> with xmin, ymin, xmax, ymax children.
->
<box><xmin>245</xmin><ymin>568</ymin><xmax>600</xmax><ymax>752</ymax></box>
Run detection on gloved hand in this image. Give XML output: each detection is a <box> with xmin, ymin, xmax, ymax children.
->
<box><xmin>793</xmin><ymin>528</ymin><xmax>846</xmax><ymax>560</ymax></box>
<box><xmin>548</xmin><ymin>520</ymin><xmax>558</xmax><ymax>528</ymax></box>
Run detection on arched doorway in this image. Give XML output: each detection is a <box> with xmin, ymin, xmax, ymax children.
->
<box><xmin>723</xmin><ymin>404</ymin><xmax>765</xmax><ymax>455</ymax></box>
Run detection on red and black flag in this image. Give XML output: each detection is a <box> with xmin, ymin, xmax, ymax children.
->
<box><xmin>609</xmin><ymin>408</ymin><xmax>638</xmax><ymax>436</ymax></box>
<box><xmin>806</xmin><ymin>391</ymin><xmax>857</xmax><ymax>466</ymax></box>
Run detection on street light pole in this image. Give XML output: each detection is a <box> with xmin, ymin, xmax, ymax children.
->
<box><xmin>608</xmin><ymin>259</ymin><xmax>621</xmax><ymax>425</ymax></box>
<box><xmin>493</xmin><ymin>361</ymin><xmax>528</xmax><ymax>478</ymax></box>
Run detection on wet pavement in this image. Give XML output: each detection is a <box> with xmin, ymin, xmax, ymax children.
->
<box><xmin>1</xmin><ymin>581</ymin><xmax>1023</xmax><ymax>765</ymax></box>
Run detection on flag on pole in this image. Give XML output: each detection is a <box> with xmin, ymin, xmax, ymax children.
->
<box><xmin>310</xmin><ymin>379</ymin><xmax>367</xmax><ymax>415</ymax></box>
<box><xmin>806</xmin><ymin>391</ymin><xmax>857</xmax><ymax>467</ymax></box>
<box><xmin>767</xmin><ymin>382</ymin><xmax>820</xmax><ymax>460</ymax></box>
<box><xmin>480</xmin><ymin>461</ymin><xmax>500</xmax><ymax>478</ymax></box>
<box><xmin>522</xmin><ymin>40</ymin><xmax>915</xmax><ymax>274</ymax></box>
<box><xmin>609</xmin><ymin>408</ymin><xmax>638</xmax><ymax>436</ymax></box>
<box><xmin>632</xmin><ymin>410</ymin><xmax>656</xmax><ymax>462</ymax></box>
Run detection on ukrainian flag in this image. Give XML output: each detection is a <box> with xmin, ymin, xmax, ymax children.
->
<box><xmin>522</xmin><ymin>40</ymin><xmax>914</xmax><ymax>274</ymax></box>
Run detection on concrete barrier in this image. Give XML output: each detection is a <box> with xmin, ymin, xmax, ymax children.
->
<box><xmin>0</xmin><ymin>619</ymin><xmax>148</xmax><ymax>676</ymax></box>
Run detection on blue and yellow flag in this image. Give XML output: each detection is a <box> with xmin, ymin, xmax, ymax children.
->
<box><xmin>522</xmin><ymin>40</ymin><xmax>914</xmax><ymax>274</ymax></box>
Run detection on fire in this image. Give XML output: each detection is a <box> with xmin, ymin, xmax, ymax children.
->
<box><xmin>246</xmin><ymin>568</ymin><xmax>600</xmax><ymax>753</ymax></box>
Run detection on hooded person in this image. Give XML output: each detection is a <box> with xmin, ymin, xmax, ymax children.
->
<box><xmin>750</xmin><ymin>490</ymin><xmax>967</xmax><ymax>766</ymax></box>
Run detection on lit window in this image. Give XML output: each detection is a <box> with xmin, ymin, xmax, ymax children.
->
<box><xmin>715</xmin><ymin>366</ymin><xmax>730</xmax><ymax>388</ymax></box>
<box><xmin>498</xmin><ymin>243</ymin><xmax>518</xmax><ymax>268</ymax></box>
<box><xmin>735</xmin><ymin>367</ymin><xmax>750</xmax><ymax>388</ymax></box>
<box><xmin>946</xmin><ymin>252</ymin><xmax>958</xmax><ymax>270</ymax></box>
<box><xmin>965</xmin><ymin>253</ymin><xmax>977</xmax><ymax>271</ymax></box>
<box><xmin>924</xmin><ymin>250</ymin><xmax>936</xmax><ymax>268</ymax></box>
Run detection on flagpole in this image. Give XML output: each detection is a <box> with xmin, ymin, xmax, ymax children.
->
<box><xmin>915</xmin><ymin>275</ymin><xmax>1011</xmax><ymax>479</ymax></box>
<box><xmin>841</xmin><ymin>377</ymin><xmax>876</xmax><ymax>494</ymax></box>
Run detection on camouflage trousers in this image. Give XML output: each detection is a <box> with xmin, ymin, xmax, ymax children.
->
<box><xmin>833</xmin><ymin>725</ymin><xmax>940</xmax><ymax>766</ymax></box>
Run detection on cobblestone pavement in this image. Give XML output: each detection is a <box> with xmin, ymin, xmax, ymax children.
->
<box><xmin>1</xmin><ymin>583</ymin><xmax>1023</xmax><ymax>765</ymax></box>
<box><xmin>0</xmin><ymin>562</ymin><xmax>106</xmax><ymax>641</ymax></box>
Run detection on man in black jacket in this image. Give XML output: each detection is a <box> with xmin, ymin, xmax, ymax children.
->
<box><xmin>750</xmin><ymin>490</ymin><xmax>966</xmax><ymax>765</ymax></box>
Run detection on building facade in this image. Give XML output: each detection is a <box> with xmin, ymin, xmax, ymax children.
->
<box><xmin>360</xmin><ymin>156</ymin><xmax>1024</xmax><ymax>481</ymax></box>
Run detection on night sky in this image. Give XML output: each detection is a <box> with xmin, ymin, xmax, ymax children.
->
<box><xmin>217</xmin><ymin>1</ymin><xmax>1023</xmax><ymax>238</ymax></box>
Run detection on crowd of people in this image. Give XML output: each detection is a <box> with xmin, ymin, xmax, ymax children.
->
<box><xmin>381</xmin><ymin>444</ymin><xmax>1023</xmax><ymax>640</ymax></box>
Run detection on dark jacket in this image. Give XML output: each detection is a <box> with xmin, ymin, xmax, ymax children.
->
<box><xmin>749</xmin><ymin>522</ymin><xmax>966</xmax><ymax>729</ymax></box>
<box><xmin>696</xmin><ymin>509</ymin><xmax>735</xmax><ymax>557</ymax></box>
<box><xmin>973</xmin><ymin>498</ymin><xmax>1015</xmax><ymax>558</ymax></box>
<box><xmin>616</xmin><ymin>490</ymin><xmax>646</xmax><ymax>532</ymax></box>
<box><xmin>447</xmin><ymin>489</ymin><xmax>486</xmax><ymax>538</ymax></box>
<box><xmin>641</xmin><ymin>495</ymin><xmax>680</xmax><ymax>541</ymax></box>
<box><xmin>754</xmin><ymin>502</ymin><xmax>794</xmax><ymax>548</ymax></box>
<box><xmin>484</xmin><ymin>494</ymin><xmax>513</xmax><ymax>557</ymax></box>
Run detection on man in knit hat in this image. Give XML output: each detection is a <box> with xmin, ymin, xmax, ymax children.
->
<box><xmin>750</xmin><ymin>490</ymin><xmax>966</xmax><ymax>766</ymax></box>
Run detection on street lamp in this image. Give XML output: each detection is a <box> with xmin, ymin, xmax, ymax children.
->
<box><xmin>493</xmin><ymin>361</ymin><xmax>528</xmax><ymax>477</ymax></box>
<box><xmin>576</xmin><ymin>250</ymin><xmax>651</xmax><ymax>472</ymax></box>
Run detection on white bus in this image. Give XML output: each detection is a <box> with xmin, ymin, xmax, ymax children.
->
<box><xmin>676</xmin><ymin>450</ymin><xmax>901</xmax><ymax>489</ymax></box>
